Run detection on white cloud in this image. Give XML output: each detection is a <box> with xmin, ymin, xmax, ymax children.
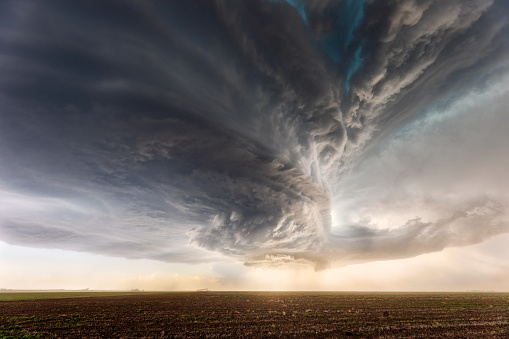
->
<box><xmin>330</xmin><ymin>71</ymin><xmax>509</xmax><ymax>260</ymax></box>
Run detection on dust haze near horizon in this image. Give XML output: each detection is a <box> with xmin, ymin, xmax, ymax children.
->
<box><xmin>1</xmin><ymin>0</ymin><xmax>509</xmax><ymax>291</ymax></box>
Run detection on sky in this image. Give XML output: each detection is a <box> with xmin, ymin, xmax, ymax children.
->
<box><xmin>1</xmin><ymin>0</ymin><xmax>509</xmax><ymax>291</ymax></box>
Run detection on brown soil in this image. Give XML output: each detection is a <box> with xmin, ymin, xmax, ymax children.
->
<box><xmin>1</xmin><ymin>292</ymin><xmax>508</xmax><ymax>338</ymax></box>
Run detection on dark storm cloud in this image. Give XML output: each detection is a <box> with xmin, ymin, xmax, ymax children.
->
<box><xmin>1</xmin><ymin>0</ymin><xmax>508</xmax><ymax>269</ymax></box>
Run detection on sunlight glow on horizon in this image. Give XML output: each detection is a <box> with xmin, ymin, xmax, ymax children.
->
<box><xmin>2</xmin><ymin>233</ymin><xmax>509</xmax><ymax>292</ymax></box>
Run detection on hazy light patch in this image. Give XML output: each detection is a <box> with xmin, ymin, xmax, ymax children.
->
<box><xmin>223</xmin><ymin>233</ymin><xmax>509</xmax><ymax>292</ymax></box>
<box><xmin>0</xmin><ymin>242</ymin><xmax>220</xmax><ymax>291</ymax></box>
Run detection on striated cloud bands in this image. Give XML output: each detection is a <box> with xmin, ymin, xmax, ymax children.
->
<box><xmin>0</xmin><ymin>0</ymin><xmax>508</xmax><ymax>269</ymax></box>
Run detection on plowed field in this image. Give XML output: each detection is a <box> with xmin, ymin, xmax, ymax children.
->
<box><xmin>1</xmin><ymin>292</ymin><xmax>508</xmax><ymax>338</ymax></box>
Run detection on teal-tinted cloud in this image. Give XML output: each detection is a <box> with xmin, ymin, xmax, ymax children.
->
<box><xmin>319</xmin><ymin>0</ymin><xmax>367</xmax><ymax>92</ymax></box>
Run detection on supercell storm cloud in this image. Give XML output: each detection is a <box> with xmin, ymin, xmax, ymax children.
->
<box><xmin>1</xmin><ymin>0</ymin><xmax>509</xmax><ymax>269</ymax></box>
